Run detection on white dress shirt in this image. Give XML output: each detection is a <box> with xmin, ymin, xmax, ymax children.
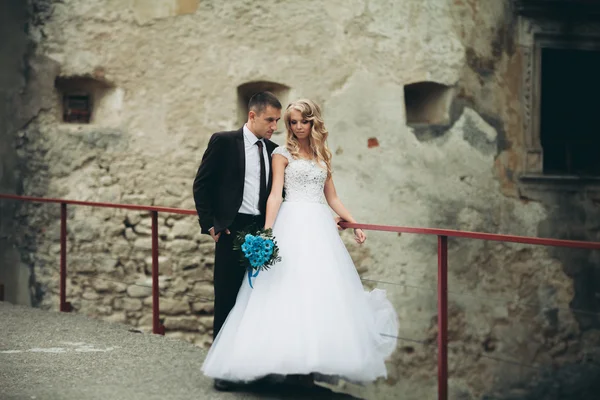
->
<box><xmin>238</xmin><ymin>124</ymin><xmax>270</xmax><ymax>215</ymax></box>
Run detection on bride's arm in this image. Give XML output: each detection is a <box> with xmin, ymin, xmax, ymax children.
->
<box><xmin>264</xmin><ymin>155</ymin><xmax>287</xmax><ymax>230</ymax></box>
<box><xmin>324</xmin><ymin>177</ymin><xmax>366</xmax><ymax>244</ymax></box>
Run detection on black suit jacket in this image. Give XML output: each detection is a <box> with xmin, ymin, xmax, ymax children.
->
<box><xmin>193</xmin><ymin>128</ymin><xmax>278</xmax><ymax>235</ymax></box>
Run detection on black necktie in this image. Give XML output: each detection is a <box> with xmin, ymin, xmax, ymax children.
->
<box><xmin>256</xmin><ymin>141</ymin><xmax>267</xmax><ymax>214</ymax></box>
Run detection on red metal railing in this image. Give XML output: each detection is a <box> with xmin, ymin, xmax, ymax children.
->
<box><xmin>1</xmin><ymin>192</ymin><xmax>600</xmax><ymax>400</ymax></box>
<box><xmin>0</xmin><ymin>193</ymin><xmax>196</xmax><ymax>334</ymax></box>
<box><xmin>339</xmin><ymin>222</ymin><xmax>600</xmax><ymax>400</ymax></box>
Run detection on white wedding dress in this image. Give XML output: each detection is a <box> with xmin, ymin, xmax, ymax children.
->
<box><xmin>202</xmin><ymin>146</ymin><xmax>399</xmax><ymax>383</ymax></box>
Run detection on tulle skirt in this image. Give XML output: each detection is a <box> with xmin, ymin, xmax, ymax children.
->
<box><xmin>201</xmin><ymin>201</ymin><xmax>399</xmax><ymax>382</ymax></box>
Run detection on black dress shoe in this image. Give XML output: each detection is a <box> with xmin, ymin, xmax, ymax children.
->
<box><xmin>213</xmin><ymin>379</ymin><xmax>235</xmax><ymax>391</ymax></box>
<box><xmin>286</xmin><ymin>374</ymin><xmax>315</xmax><ymax>388</ymax></box>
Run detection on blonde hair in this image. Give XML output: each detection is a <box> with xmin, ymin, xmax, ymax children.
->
<box><xmin>283</xmin><ymin>99</ymin><xmax>332</xmax><ymax>177</ymax></box>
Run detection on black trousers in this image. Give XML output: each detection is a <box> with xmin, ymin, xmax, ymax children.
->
<box><xmin>212</xmin><ymin>213</ymin><xmax>265</xmax><ymax>339</ymax></box>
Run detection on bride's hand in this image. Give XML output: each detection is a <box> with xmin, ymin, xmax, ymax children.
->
<box><xmin>334</xmin><ymin>216</ymin><xmax>346</xmax><ymax>231</ymax></box>
<box><xmin>354</xmin><ymin>228</ymin><xmax>366</xmax><ymax>244</ymax></box>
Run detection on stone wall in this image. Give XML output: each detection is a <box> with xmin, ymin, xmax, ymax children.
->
<box><xmin>7</xmin><ymin>0</ymin><xmax>600</xmax><ymax>399</ymax></box>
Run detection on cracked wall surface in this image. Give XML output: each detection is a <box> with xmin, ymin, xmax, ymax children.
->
<box><xmin>3</xmin><ymin>1</ymin><xmax>600</xmax><ymax>399</ymax></box>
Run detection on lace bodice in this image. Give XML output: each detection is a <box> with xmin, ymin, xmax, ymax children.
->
<box><xmin>273</xmin><ymin>146</ymin><xmax>327</xmax><ymax>204</ymax></box>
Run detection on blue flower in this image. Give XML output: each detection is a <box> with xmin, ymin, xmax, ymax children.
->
<box><xmin>239</xmin><ymin>232</ymin><xmax>278</xmax><ymax>270</ymax></box>
<box><xmin>250</xmin><ymin>257</ymin><xmax>262</xmax><ymax>268</ymax></box>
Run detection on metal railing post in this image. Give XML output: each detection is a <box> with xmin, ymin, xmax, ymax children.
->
<box><xmin>60</xmin><ymin>203</ymin><xmax>71</xmax><ymax>312</ymax></box>
<box><xmin>438</xmin><ymin>235</ymin><xmax>448</xmax><ymax>400</ymax></box>
<box><xmin>151</xmin><ymin>211</ymin><xmax>164</xmax><ymax>335</ymax></box>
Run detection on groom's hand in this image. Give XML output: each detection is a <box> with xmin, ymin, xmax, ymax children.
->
<box><xmin>209</xmin><ymin>227</ymin><xmax>231</xmax><ymax>242</ymax></box>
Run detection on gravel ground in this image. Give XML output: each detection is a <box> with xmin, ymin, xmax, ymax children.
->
<box><xmin>0</xmin><ymin>302</ymin><xmax>357</xmax><ymax>400</ymax></box>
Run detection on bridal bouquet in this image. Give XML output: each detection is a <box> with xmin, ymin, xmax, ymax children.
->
<box><xmin>233</xmin><ymin>228</ymin><xmax>281</xmax><ymax>288</ymax></box>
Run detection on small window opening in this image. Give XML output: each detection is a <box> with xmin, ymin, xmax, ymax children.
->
<box><xmin>55</xmin><ymin>76</ymin><xmax>114</xmax><ymax>125</ymax></box>
<box><xmin>540</xmin><ymin>47</ymin><xmax>600</xmax><ymax>176</ymax></box>
<box><xmin>63</xmin><ymin>94</ymin><xmax>92</xmax><ymax>123</ymax></box>
<box><xmin>237</xmin><ymin>81</ymin><xmax>290</xmax><ymax>130</ymax></box>
<box><xmin>404</xmin><ymin>81</ymin><xmax>454</xmax><ymax>126</ymax></box>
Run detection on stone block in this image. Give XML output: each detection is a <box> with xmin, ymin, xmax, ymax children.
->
<box><xmin>138</xmin><ymin>314</ymin><xmax>153</xmax><ymax>328</ymax></box>
<box><xmin>170</xmin><ymin>276</ymin><xmax>189</xmax><ymax>294</ymax></box>
<box><xmin>143</xmin><ymin>296</ymin><xmax>153</xmax><ymax>307</ymax></box>
<box><xmin>70</xmin><ymin>219</ymin><xmax>99</xmax><ymax>242</ymax></box>
<box><xmin>66</xmin><ymin>283</ymin><xmax>83</xmax><ymax>297</ymax></box>
<box><xmin>112</xmin><ymin>281</ymin><xmax>128</xmax><ymax>293</ymax></box>
<box><xmin>91</xmin><ymin>279</ymin><xmax>111</xmax><ymax>292</ymax></box>
<box><xmin>176</xmin><ymin>255</ymin><xmax>200</xmax><ymax>270</ymax></box>
<box><xmin>72</xmin><ymin>256</ymin><xmax>96</xmax><ymax>273</ymax></box>
<box><xmin>168</xmin><ymin>239</ymin><xmax>198</xmax><ymax>254</ymax></box>
<box><xmin>191</xmin><ymin>301</ymin><xmax>214</xmax><ymax>314</ymax></box>
<box><xmin>122</xmin><ymin>297</ymin><xmax>143</xmax><ymax>312</ymax></box>
<box><xmin>158</xmin><ymin>226</ymin><xmax>170</xmax><ymax>237</ymax></box>
<box><xmin>165</xmin><ymin>216</ymin><xmax>176</xmax><ymax>227</ymax></box>
<box><xmin>133</xmin><ymin>238</ymin><xmax>153</xmax><ymax>250</ymax></box>
<box><xmin>104</xmin><ymin>312</ymin><xmax>127</xmax><ymax>324</ymax></box>
<box><xmin>112</xmin><ymin>238</ymin><xmax>132</xmax><ymax>257</ymax></box>
<box><xmin>125</xmin><ymin>212</ymin><xmax>142</xmax><ymax>226</ymax></box>
<box><xmin>144</xmin><ymin>256</ymin><xmax>172</xmax><ymax>275</ymax></box>
<box><xmin>82</xmin><ymin>289</ymin><xmax>100</xmax><ymax>300</ymax></box>
<box><xmin>97</xmin><ymin>305</ymin><xmax>113</xmax><ymax>315</ymax></box>
<box><xmin>164</xmin><ymin>316</ymin><xmax>199</xmax><ymax>331</ymax></box>
<box><xmin>124</xmin><ymin>227</ymin><xmax>137</xmax><ymax>241</ymax></box>
<box><xmin>202</xmin><ymin>256</ymin><xmax>215</xmax><ymax>268</ymax></box>
<box><xmin>198</xmin><ymin>315</ymin><xmax>213</xmax><ymax>328</ymax></box>
<box><xmin>199</xmin><ymin>242</ymin><xmax>215</xmax><ymax>255</ymax></box>
<box><xmin>135</xmin><ymin>276</ymin><xmax>169</xmax><ymax>291</ymax></box>
<box><xmin>182</xmin><ymin>265</ymin><xmax>213</xmax><ymax>282</ymax></box>
<box><xmin>171</xmin><ymin>218</ymin><xmax>198</xmax><ymax>239</ymax></box>
<box><xmin>192</xmin><ymin>281</ymin><xmax>214</xmax><ymax>300</ymax></box>
<box><xmin>160</xmin><ymin>297</ymin><xmax>190</xmax><ymax>315</ymax></box>
<box><xmin>96</xmin><ymin>257</ymin><xmax>119</xmax><ymax>273</ymax></box>
<box><xmin>123</xmin><ymin>260</ymin><xmax>140</xmax><ymax>275</ymax></box>
<box><xmin>127</xmin><ymin>283</ymin><xmax>152</xmax><ymax>298</ymax></box>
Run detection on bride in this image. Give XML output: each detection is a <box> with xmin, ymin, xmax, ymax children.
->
<box><xmin>202</xmin><ymin>99</ymin><xmax>399</xmax><ymax>385</ymax></box>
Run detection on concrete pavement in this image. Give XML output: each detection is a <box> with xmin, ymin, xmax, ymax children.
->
<box><xmin>0</xmin><ymin>302</ymin><xmax>359</xmax><ymax>400</ymax></box>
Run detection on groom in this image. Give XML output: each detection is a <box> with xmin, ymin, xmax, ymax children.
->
<box><xmin>193</xmin><ymin>91</ymin><xmax>281</xmax><ymax>390</ymax></box>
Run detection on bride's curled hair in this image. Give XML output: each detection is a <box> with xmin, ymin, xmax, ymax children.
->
<box><xmin>284</xmin><ymin>99</ymin><xmax>333</xmax><ymax>178</ymax></box>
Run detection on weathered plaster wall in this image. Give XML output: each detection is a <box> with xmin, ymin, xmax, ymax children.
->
<box><xmin>450</xmin><ymin>2</ymin><xmax>600</xmax><ymax>398</ymax></box>
<box><xmin>8</xmin><ymin>0</ymin><xmax>600</xmax><ymax>399</ymax></box>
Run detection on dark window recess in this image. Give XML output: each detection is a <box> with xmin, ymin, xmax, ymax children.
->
<box><xmin>237</xmin><ymin>81</ymin><xmax>289</xmax><ymax>127</ymax></box>
<box><xmin>404</xmin><ymin>81</ymin><xmax>452</xmax><ymax>126</ymax></box>
<box><xmin>63</xmin><ymin>94</ymin><xmax>92</xmax><ymax>123</ymax></box>
<box><xmin>540</xmin><ymin>48</ymin><xmax>600</xmax><ymax>176</ymax></box>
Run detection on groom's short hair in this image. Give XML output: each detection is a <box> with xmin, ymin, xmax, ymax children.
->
<box><xmin>248</xmin><ymin>91</ymin><xmax>282</xmax><ymax>115</ymax></box>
